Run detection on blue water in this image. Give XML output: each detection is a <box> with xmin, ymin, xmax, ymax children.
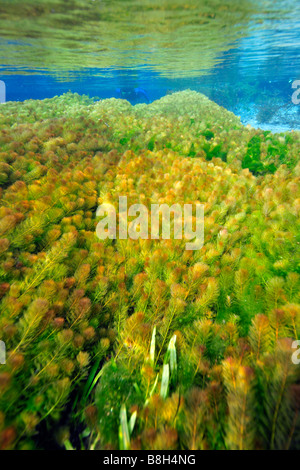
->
<box><xmin>0</xmin><ymin>2</ymin><xmax>299</xmax><ymax>132</ymax></box>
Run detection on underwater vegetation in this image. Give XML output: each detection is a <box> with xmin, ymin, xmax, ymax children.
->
<box><xmin>0</xmin><ymin>90</ymin><xmax>299</xmax><ymax>450</ymax></box>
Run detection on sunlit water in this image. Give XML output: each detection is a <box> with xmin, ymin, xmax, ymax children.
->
<box><xmin>0</xmin><ymin>0</ymin><xmax>299</xmax><ymax>132</ymax></box>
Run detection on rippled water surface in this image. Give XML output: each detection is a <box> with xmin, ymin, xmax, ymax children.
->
<box><xmin>0</xmin><ymin>0</ymin><xmax>299</xmax><ymax>130</ymax></box>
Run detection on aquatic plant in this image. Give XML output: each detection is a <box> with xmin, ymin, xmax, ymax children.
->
<box><xmin>0</xmin><ymin>90</ymin><xmax>299</xmax><ymax>449</ymax></box>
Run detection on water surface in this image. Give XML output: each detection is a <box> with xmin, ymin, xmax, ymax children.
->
<box><xmin>0</xmin><ymin>0</ymin><xmax>299</xmax><ymax>131</ymax></box>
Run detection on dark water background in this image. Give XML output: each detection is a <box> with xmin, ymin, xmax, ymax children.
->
<box><xmin>0</xmin><ymin>0</ymin><xmax>299</xmax><ymax>131</ymax></box>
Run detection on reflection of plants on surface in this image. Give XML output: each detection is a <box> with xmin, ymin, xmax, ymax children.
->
<box><xmin>0</xmin><ymin>0</ymin><xmax>256</xmax><ymax>77</ymax></box>
<box><xmin>0</xmin><ymin>90</ymin><xmax>299</xmax><ymax>449</ymax></box>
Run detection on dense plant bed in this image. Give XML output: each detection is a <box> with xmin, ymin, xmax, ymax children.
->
<box><xmin>0</xmin><ymin>91</ymin><xmax>299</xmax><ymax>449</ymax></box>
